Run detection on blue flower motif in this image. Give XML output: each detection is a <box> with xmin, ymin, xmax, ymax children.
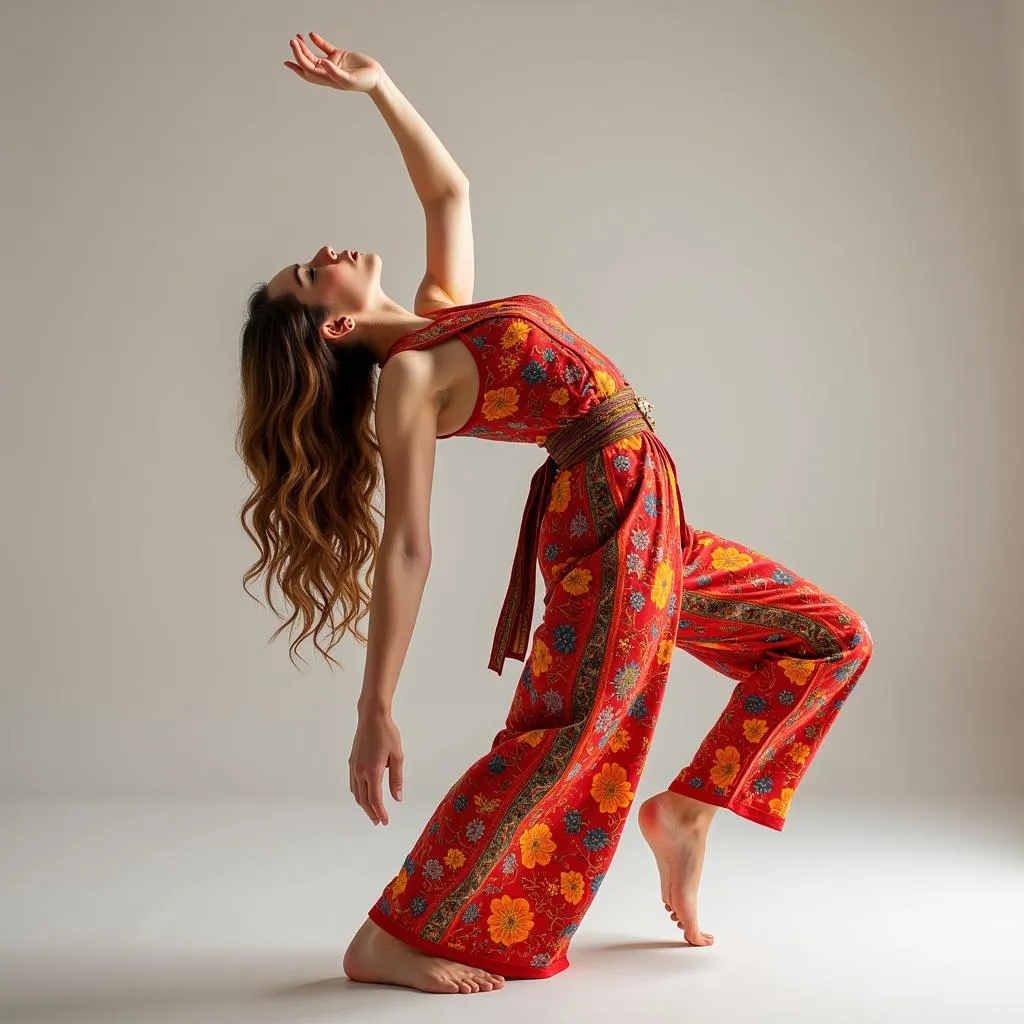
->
<box><xmin>805</xmin><ymin>725</ymin><xmax>820</xmax><ymax>740</ymax></box>
<box><xmin>453</xmin><ymin>794</ymin><xmax>467</xmax><ymax>813</ymax></box>
<box><xmin>564</xmin><ymin>364</ymin><xmax>583</xmax><ymax>384</ymax></box>
<box><xmin>713</xmin><ymin>785</ymin><xmax>727</xmax><ymax>796</ymax></box>
<box><xmin>630</xmin><ymin>528</ymin><xmax>650</xmax><ymax>550</ymax></box>
<box><xmin>629</xmin><ymin>590</ymin><xmax>646</xmax><ymax>611</ymax></box>
<box><xmin>563</xmin><ymin>809</ymin><xmax>583</xmax><ymax>834</ymax></box>
<box><xmin>765</xmin><ymin>633</ymin><xmax>785</xmax><ymax>643</ymax></box>
<box><xmin>488</xmin><ymin>753</ymin><xmax>506</xmax><ymax>774</ymax></box>
<box><xmin>553</xmin><ymin>624</ymin><xmax>577</xmax><ymax>654</ymax></box>
<box><xmin>752</xmin><ymin>776</ymin><xmax>773</xmax><ymax>794</ymax></box>
<box><xmin>696</xmin><ymin>574</ymin><xmax>713</xmax><ymax>587</ymax></box>
<box><xmin>428</xmin><ymin>820</ymin><xmax>440</xmax><ymax>836</ymax></box>
<box><xmin>613</xmin><ymin>663</ymin><xmax>641</xmax><ymax>699</ymax></box>
<box><xmin>626</xmin><ymin>552</ymin><xmax>644</xmax><ymax>574</ymax></box>
<box><xmin>567</xmin><ymin>763</ymin><xmax>581</xmax><ymax>779</ymax></box>
<box><xmin>591</xmin><ymin>872</ymin><xmax>606</xmax><ymax>893</ymax></box>
<box><xmin>570</xmin><ymin>511</ymin><xmax>589</xmax><ymax>537</ymax></box>
<box><xmin>404</xmin><ymin>856</ymin><xmax>416</xmax><ymax>876</ymax></box>
<box><xmin>688</xmin><ymin>776</ymin><xmax>705</xmax><ymax>789</ymax></box>
<box><xmin>542</xmin><ymin>690</ymin><xmax>563</xmax><ymax>714</ymax></box>
<box><xmin>466</xmin><ymin>818</ymin><xmax>485</xmax><ymax>843</ymax></box>
<box><xmin>462</xmin><ymin>903</ymin><xmax>480</xmax><ymax>923</ymax></box>
<box><xmin>544</xmin><ymin>543</ymin><xmax>560</xmax><ymax>561</ymax></box>
<box><xmin>849</xmin><ymin>633</ymin><xmax>863</xmax><ymax>649</ymax></box>
<box><xmin>502</xmin><ymin>853</ymin><xmax>517</xmax><ymax>874</ymax></box>
<box><xmin>379</xmin><ymin>895</ymin><xmax>392</xmax><ymax>915</ymax></box>
<box><xmin>628</xmin><ymin>694</ymin><xmax>649</xmax><ymax>720</ymax></box>
<box><xmin>833</xmin><ymin>658</ymin><xmax>861</xmax><ymax>683</ymax></box>
<box><xmin>423</xmin><ymin>859</ymin><xmax>443</xmax><ymax>880</ymax></box>
<box><xmin>583</xmin><ymin>827</ymin><xmax>610</xmax><ymax>851</ymax></box>
<box><xmin>532</xmin><ymin>952</ymin><xmax>552</xmax><ymax>967</ymax></box>
<box><xmin>613</xmin><ymin>454</ymin><xmax>631</xmax><ymax>472</ymax></box>
<box><xmin>650</xmin><ymin>622</ymin><xmax>660</xmax><ymax>639</ymax></box>
<box><xmin>667</xmin><ymin>593</ymin><xmax>677</xmax><ymax>616</ymax></box>
<box><xmin>542</xmin><ymin>347</ymin><xmax>556</xmax><ymax>362</ymax></box>
<box><xmin>643</xmin><ymin>494</ymin><xmax>658</xmax><ymax>515</ymax></box>
<box><xmin>470</xmin><ymin>333</ymin><xmax>486</xmax><ymax>349</ymax></box>
<box><xmin>744</xmin><ymin>694</ymin><xmax>768</xmax><ymax>714</ymax></box>
<box><xmin>521</xmin><ymin>360</ymin><xmax>546</xmax><ymax>384</ymax></box>
<box><xmin>562</xmin><ymin>923</ymin><xmax>579</xmax><ymax>937</ymax></box>
<box><xmin>771</xmin><ymin>568</ymin><xmax>797</xmax><ymax>586</ymax></box>
<box><xmin>410</xmin><ymin>896</ymin><xmax>427</xmax><ymax>917</ymax></box>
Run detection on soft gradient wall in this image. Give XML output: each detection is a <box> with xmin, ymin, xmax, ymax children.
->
<box><xmin>2</xmin><ymin>0</ymin><xmax>1021</xmax><ymax>803</ymax></box>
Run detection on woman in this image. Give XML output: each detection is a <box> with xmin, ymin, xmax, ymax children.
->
<box><xmin>237</xmin><ymin>34</ymin><xmax>874</xmax><ymax>996</ymax></box>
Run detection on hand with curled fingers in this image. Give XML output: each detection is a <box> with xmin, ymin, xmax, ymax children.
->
<box><xmin>348</xmin><ymin>708</ymin><xmax>404</xmax><ymax>826</ymax></box>
<box><xmin>284</xmin><ymin>31</ymin><xmax>385</xmax><ymax>94</ymax></box>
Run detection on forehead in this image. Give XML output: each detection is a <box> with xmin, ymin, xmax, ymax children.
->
<box><xmin>268</xmin><ymin>264</ymin><xmax>299</xmax><ymax>300</ymax></box>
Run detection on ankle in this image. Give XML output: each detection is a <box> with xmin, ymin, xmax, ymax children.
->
<box><xmin>661</xmin><ymin>789</ymin><xmax>716</xmax><ymax>827</ymax></box>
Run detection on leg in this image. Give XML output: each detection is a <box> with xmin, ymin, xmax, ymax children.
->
<box><xmin>667</xmin><ymin>525</ymin><xmax>874</xmax><ymax>828</ymax></box>
<box><xmin>362</xmin><ymin>433</ymin><xmax>683</xmax><ymax>979</ymax></box>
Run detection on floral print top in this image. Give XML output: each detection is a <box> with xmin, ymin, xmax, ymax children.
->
<box><xmin>380</xmin><ymin>293</ymin><xmax>632</xmax><ymax>445</ymax></box>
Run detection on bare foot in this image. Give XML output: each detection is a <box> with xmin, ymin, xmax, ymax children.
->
<box><xmin>637</xmin><ymin>790</ymin><xmax>716</xmax><ymax>946</ymax></box>
<box><xmin>343</xmin><ymin>917</ymin><xmax>506</xmax><ymax>994</ymax></box>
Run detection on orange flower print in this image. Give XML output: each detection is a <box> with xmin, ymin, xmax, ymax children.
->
<box><xmin>535</xmin><ymin>434</ymin><xmax>548</xmax><ymax>446</ymax></box>
<box><xmin>444</xmin><ymin>848</ymin><xmax>466</xmax><ymax>870</ymax></box>
<box><xmin>520</xmin><ymin>823</ymin><xmax>556</xmax><ymax>868</ymax></box>
<box><xmin>743</xmin><ymin>719</ymin><xmax>768</xmax><ymax>743</ymax></box>
<box><xmin>591</xmin><ymin>762</ymin><xmax>634</xmax><ymax>813</ymax></box>
<box><xmin>548</xmin><ymin>471</ymin><xmax>571</xmax><ymax>513</ymax></box>
<box><xmin>769</xmin><ymin>787</ymin><xmax>794</xmax><ymax>820</ymax></box>
<box><xmin>391</xmin><ymin>868</ymin><xmax>408</xmax><ymax>897</ymax></box>
<box><xmin>482</xmin><ymin>386</ymin><xmax>519</xmax><ymax>421</ymax></box>
<box><xmin>594</xmin><ymin>369</ymin><xmax>618</xmax><ymax>397</ymax></box>
<box><xmin>562</xmin><ymin>566</ymin><xmax>593</xmax><ymax>595</ymax></box>
<box><xmin>499</xmin><ymin>351</ymin><xmax>520</xmax><ymax>375</ymax></box>
<box><xmin>651</xmin><ymin>560</ymin><xmax>674</xmax><ymax>610</ymax></box>
<box><xmin>487</xmin><ymin>895</ymin><xmax>534</xmax><ymax>945</ymax></box>
<box><xmin>709</xmin><ymin>746</ymin><xmax>742</xmax><ymax>790</ymax></box>
<box><xmin>616</xmin><ymin>433</ymin><xmax>643</xmax><ymax>451</ymax></box>
<box><xmin>500</xmin><ymin>319</ymin><xmax>531</xmax><ymax>349</ymax></box>
<box><xmin>549</xmin><ymin>387</ymin><xmax>570</xmax><ymax>406</ymax></box>
<box><xmin>520</xmin><ymin>729</ymin><xmax>545</xmax><ymax>747</ymax></box>
<box><xmin>560</xmin><ymin>870</ymin><xmax>584</xmax><ymax>905</ymax></box>
<box><xmin>710</xmin><ymin>546</ymin><xmax>754</xmax><ymax>572</ymax></box>
<box><xmin>779</xmin><ymin>658</ymin><xmax>815</xmax><ymax>687</ymax></box>
<box><xmin>788</xmin><ymin>742</ymin><xmax>811</xmax><ymax>766</ymax></box>
<box><xmin>667</xmin><ymin>462</ymin><xmax>681</xmax><ymax>527</ymax></box>
<box><xmin>656</xmin><ymin>637</ymin><xmax>675</xmax><ymax>665</ymax></box>
<box><xmin>474</xmin><ymin>793</ymin><xmax>500</xmax><ymax>813</ymax></box>
<box><xmin>608</xmin><ymin>726</ymin><xmax>630</xmax><ymax>752</ymax></box>
<box><xmin>532</xmin><ymin>638</ymin><xmax>552</xmax><ymax>674</ymax></box>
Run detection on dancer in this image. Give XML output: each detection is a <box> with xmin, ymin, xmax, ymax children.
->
<box><xmin>237</xmin><ymin>34</ymin><xmax>874</xmax><ymax>995</ymax></box>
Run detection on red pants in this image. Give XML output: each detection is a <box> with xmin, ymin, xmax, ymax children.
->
<box><xmin>368</xmin><ymin>433</ymin><xmax>873</xmax><ymax>978</ymax></box>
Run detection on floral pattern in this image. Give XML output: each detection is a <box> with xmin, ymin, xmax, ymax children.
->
<box><xmin>368</xmin><ymin>295</ymin><xmax>873</xmax><ymax>980</ymax></box>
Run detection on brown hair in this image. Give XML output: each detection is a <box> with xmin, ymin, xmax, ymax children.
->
<box><xmin>236</xmin><ymin>284</ymin><xmax>382</xmax><ymax>670</ymax></box>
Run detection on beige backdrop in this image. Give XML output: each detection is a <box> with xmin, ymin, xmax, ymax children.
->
<box><xmin>2</xmin><ymin>0</ymin><xmax>1021</xmax><ymax>803</ymax></box>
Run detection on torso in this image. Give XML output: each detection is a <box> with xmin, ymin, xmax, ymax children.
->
<box><xmin>380</xmin><ymin>294</ymin><xmax>631</xmax><ymax>444</ymax></box>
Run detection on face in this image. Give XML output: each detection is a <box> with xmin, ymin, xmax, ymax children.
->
<box><xmin>267</xmin><ymin>245</ymin><xmax>382</xmax><ymax>342</ymax></box>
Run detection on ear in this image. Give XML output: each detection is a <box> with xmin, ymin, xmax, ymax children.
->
<box><xmin>320</xmin><ymin>314</ymin><xmax>356</xmax><ymax>345</ymax></box>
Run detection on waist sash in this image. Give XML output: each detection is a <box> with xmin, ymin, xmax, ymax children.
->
<box><xmin>488</xmin><ymin>385</ymin><xmax>658</xmax><ymax>675</ymax></box>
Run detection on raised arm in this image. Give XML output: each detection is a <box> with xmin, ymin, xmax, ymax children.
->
<box><xmin>369</xmin><ymin>73</ymin><xmax>475</xmax><ymax>313</ymax></box>
<box><xmin>286</xmin><ymin>34</ymin><xmax>475</xmax><ymax>313</ymax></box>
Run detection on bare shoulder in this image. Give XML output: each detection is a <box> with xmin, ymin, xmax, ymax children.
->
<box><xmin>375</xmin><ymin>348</ymin><xmax>444</xmax><ymax>432</ymax></box>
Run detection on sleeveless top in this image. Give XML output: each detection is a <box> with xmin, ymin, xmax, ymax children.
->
<box><xmin>379</xmin><ymin>293</ymin><xmax>632</xmax><ymax>445</ymax></box>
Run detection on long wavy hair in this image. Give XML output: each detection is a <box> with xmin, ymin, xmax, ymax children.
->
<box><xmin>236</xmin><ymin>283</ymin><xmax>382</xmax><ymax>671</ymax></box>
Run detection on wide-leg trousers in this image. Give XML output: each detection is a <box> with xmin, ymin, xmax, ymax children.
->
<box><xmin>367</xmin><ymin>431</ymin><xmax>873</xmax><ymax>978</ymax></box>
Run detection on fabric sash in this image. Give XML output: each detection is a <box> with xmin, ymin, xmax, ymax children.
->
<box><xmin>487</xmin><ymin>385</ymin><xmax>658</xmax><ymax>675</ymax></box>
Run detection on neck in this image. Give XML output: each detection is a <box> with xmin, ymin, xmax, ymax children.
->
<box><xmin>349</xmin><ymin>295</ymin><xmax>435</xmax><ymax>363</ymax></box>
